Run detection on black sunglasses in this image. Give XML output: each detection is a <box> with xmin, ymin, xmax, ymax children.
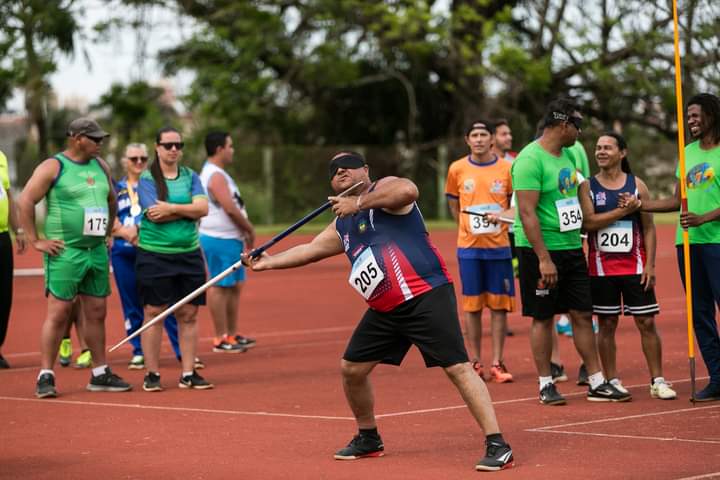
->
<box><xmin>568</xmin><ymin>116</ymin><xmax>583</xmax><ymax>130</ymax></box>
<box><xmin>128</xmin><ymin>156</ymin><xmax>148</xmax><ymax>164</ymax></box>
<box><xmin>158</xmin><ymin>142</ymin><xmax>184</xmax><ymax>151</ymax></box>
<box><xmin>84</xmin><ymin>135</ymin><xmax>105</xmax><ymax>144</ymax></box>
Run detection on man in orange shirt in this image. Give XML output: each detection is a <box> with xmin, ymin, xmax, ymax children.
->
<box><xmin>445</xmin><ymin>121</ymin><xmax>515</xmax><ymax>383</ymax></box>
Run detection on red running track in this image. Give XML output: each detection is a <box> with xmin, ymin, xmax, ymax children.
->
<box><xmin>2</xmin><ymin>225</ymin><xmax>720</xmax><ymax>479</ymax></box>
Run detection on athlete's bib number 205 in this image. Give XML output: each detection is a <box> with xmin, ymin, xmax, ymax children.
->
<box><xmin>555</xmin><ymin>198</ymin><xmax>582</xmax><ymax>232</ymax></box>
<box><xmin>349</xmin><ymin>248</ymin><xmax>385</xmax><ymax>300</ymax></box>
<box><xmin>83</xmin><ymin>207</ymin><xmax>109</xmax><ymax>236</ymax></box>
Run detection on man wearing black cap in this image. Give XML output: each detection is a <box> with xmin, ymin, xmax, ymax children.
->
<box><xmin>18</xmin><ymin>117</ymin><xmax>132</xmax><ymax>398</ymax></box>
<box><xmin>244</xmin><ymin>151</ymin><xmax>514</xmax><ymax>472</ymax></box>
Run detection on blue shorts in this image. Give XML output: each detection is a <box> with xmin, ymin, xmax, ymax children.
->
<box><xmin>200</xmin><ymin>234</ymin><xmax>245</xmax><ymax>287</ymax></box>
<box><xmin>457</xmin><ymin>257</ymin><xmax>515</xmax><ymax>312</ymax></box>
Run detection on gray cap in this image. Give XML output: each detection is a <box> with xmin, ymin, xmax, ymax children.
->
<box><xmin>67</xmin><ymin>117</ymin><xmax>109</xmax><ymax>138</ymax></box>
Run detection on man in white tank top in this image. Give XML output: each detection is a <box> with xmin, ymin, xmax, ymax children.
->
<box><xmin>199</xmin><ymin>132</ymin><xmax>257</xmax><ymax>352</ymax></box>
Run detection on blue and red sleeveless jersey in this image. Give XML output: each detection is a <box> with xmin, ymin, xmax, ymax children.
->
<box><xmin>335</xmin><ymin>200</ymin><xmax>452</xmax><ymax>312</ymax></box>
<box><xmin>587</xmin><ymin>174</ymin><xmax>646</xmax><ymax>276</ymax></box>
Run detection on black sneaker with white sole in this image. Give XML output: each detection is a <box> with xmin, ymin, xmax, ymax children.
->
<box><xmin>476</xmin><ymin>441</ymin><xmax>514</xmax><ymax>471</ymax></box>
<box><xmin>550</xmin><ymin>362</ymin><xmax>568</xmax><ymax>382</ymax></box>
<box><xmin>587</xmin><ymin>381</ymin><xmax>632</xmax><ymax>402</ymax></box>
<box><xmin>36</xmin><ymin>373</ymin><xmax>57</xmax><ymax>398</ymax></box>
<box><xmin>334</xmin><ymin>433</ymin><xmax>385</xmax><ymax>460</ymax></box>
<box><xmin>179</xmin><ymin>371</ymin><xmax>214</xmax><ymax>390</ymax></box>
<box><xmin>86</xmin><ymin>367</ymin><xmax>132</xmax><ymax>392</ymax></box>
<box><xmin>577</xmin><ymin>363</ymin><xmax>589</xmax><ymax>386</ymax></box>
<box><xmin>539</xmin><ymin>383</ymin><xmax>566</xmax><ymax>405</ymax></box>
<box><xmin>234</xmin><ymin>335</ymin><xmax>257</xmax><ymax>348</ymax></box>
<box><xmin>143</xmin><ymin>371</ymin><xmax>163</xmax><ymax>392</ymax></box>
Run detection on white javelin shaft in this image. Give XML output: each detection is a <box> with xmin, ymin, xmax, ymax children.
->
<box><xmin>108</xmin><ymin>181</ymin><xmax>364</xmax><ymax>353</ymax></box>
<box><xmin>461</xmin><ymin>209</ymin><xmax>587</xmax><ymax>238</ymax></box>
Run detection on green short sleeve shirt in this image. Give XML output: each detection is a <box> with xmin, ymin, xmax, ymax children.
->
<box><xmin>675</xmin><ymin>141</ymin><xmax>720</xmax><ymax>245</ymax></box>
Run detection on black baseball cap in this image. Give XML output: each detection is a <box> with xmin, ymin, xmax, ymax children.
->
<box><xmin>329</xmin><ymin>151</ymin><xmax>366</xmax><ymax>178</ymax></box>
<box><xmin>67</xmin><ymin>117</ymin><xmax>110</xmax><ymax>138</ymax></box>
<box><xmin>465</xmin><ymin>120</ymin><xmax>494</xmax><ymax>136</ymax></box>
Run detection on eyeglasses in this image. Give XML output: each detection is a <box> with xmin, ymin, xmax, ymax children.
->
<box><xmin>158</xmin><ymin>142</ymin><xmax>184</xmax><ymax>151</ymax></box>
<box><xmin>84</xmin><ymin>135</ymin><xmax>105</xmax><ymax>144</ymax></box>
<box><xmin>568</xmin><ymin>116</ymin><xmax>583</xmax><ymax>130</ymax></box>
<box><xmin>127</xmin><ymin>156</ymin><xmax>148</xmax><ymax>164</ymax></box>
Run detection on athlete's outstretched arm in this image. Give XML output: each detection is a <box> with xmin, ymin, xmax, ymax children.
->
<box><xmin>579</xmin><ymin>180</ymin><xmax>640</xmax><ymax>231</ymax></box>
<box><xmin>247</xmin><ymin>221</ymin><xmax>344</xmax><ymax>271</ymax></box>
<box><xmin>637</xmin><ymin>178</ymin><xmax>656</xmax><ymax>290</ymax></box>
<box><xmin>634</xmin><ymin>180</ymin><xmax>680</xmax><ymax>213</ymax></box>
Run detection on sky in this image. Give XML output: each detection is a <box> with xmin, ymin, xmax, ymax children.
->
<box><xmin>10</xmin><ymin>0</ymin><xmax>196</xmax><ymax>112</ymax></box>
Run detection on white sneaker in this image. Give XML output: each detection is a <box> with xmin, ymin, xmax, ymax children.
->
<box><xmin>609</xmin><ymin>378</ymin><xmax>629</xmax><ymax>394</ymax></box>
<box><xmin>650</xmin><ymin>381</ymin><xmax>677</xmax><ymax>400</ymax></box>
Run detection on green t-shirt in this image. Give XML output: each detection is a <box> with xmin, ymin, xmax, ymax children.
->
<box><xmin>675</xmin><ymin>141</ymin><xmax>720</xmax><ymax>245</ymax></box>
<box><xmin>44</xmin><ymin>153</ymin><xmax>110</xmax><ymax>248</ymax></box>
<box><xmin>512</xmin><ymin>141</ymin><xmax>583</xmax><ymax>250</ymax></box>
<box><xmin>137</xmin><ymin>166</ymin><xmax>207</xmax><ymax>254</ymax></box>
<box><xmin>0</xmin><ymin>151</ymin><xmax>9</xmax><ymax>233</ymax></box>
<box><xmin>568</xmin><ymin>141</ymin><xmax>590</xmax><ymax>179</ymax></box>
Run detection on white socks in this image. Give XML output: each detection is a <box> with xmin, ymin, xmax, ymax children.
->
<box><xmin>588</xmin><ymin>371</ymin><xmax>605</xmax><ymax>390</ymax></box>
<box><xmin>539</xmin><ymin>376</ymin><xmax>553</xmax><ymax>390</ymax></box>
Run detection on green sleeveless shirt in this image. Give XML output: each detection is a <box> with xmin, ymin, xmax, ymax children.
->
<box><xmin>44</xmin><ymin>153</ymin><xmax>110</xmax><ymax>248</ymax></box>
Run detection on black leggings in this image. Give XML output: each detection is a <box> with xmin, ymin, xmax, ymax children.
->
<box><xmin>0</xmin><ymin>231</ymin><xmax>13</xmax><ymax>347</ymax></box>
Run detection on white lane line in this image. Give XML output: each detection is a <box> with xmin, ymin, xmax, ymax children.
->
<box><xmin>674</xmin><ymin>472</ymin><xmax>720</xmax><ymax>480</ymax></box>
<box><xmin>0</xmin><ymin>396</ymin><xmax>355</xmax><ymax>421</ymax></box>
<box><xmin>531</xmin><ymin>429</ymin><xmax>720</xmax><ymax>445</ymax></box>
<box><xmin>527</xmin><ymin>404</ymin><xmax>720</xmax><ymax>431</ymax></box>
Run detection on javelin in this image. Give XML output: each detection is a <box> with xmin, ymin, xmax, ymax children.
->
<box><xmin>671</xmin><ymin>0</ymin><xmax>696</xmax><ymax>403</ymax></box>
<box><xmin>462</xmin><ymin>209</ymin><xmax>588</xmax><ymax>239</ymax></box>
<box><xmin>108</xmin><ymin>181</ymin><xmax>365</xmax><ymax>353</ymax></box>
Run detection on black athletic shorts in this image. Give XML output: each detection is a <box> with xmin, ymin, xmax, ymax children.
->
<box><xmin>590</xmin><ymin>275</ymin><xmax>659</xmax><ymax>316</ymax></box>
<box><xmin>517</xmin><ymin>247</ymin><xmax>592</xmax><ymax>319</ymax></box>
<box><xmin>135</xmin><ymin>247</ymin><xmax>207</xmax><ymax>307</ymax></box>
<box><xmin>343</xmin><ymin>283</ymin><xmax>469</xmax><ymax>368</ymax></box>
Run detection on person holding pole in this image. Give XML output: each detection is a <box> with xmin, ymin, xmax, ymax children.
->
<box><xmin>627</xmin><ymin>93</ymin><xmax>720</xmax><ymax>402</ymax></box>
<box><xmin>580</xmin><ymin>132</ymin><xmax>676</xmax><ymax>400</ymax></box>
<box><xmin>445</xmin><ymin>120</ymin><xmax>515</xmax><ymax>383</ymax></box>
<box><xmin>244</xmin><ymin>151</ymin><xmax>514</xmax><ymax>471</ymax></box>
<box><xmin>135</xmin><ymin>127</ymin><xmax>212</xmax><ymax>392</ymax></box>
<box><xmin>19</xmin><ymin>117</ymin><xmax>132</xmax><ymax>398</ymax></box>
<box><xmin>512</xmin><ymin>98</ymin><xmax>630</xmax><ymax>405</ymax></box>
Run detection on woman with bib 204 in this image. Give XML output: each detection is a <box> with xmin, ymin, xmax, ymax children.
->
<box><xmin>578</xmin><ymin>132</ymin><xmax>676</xmax><ymax>400</ymax></box>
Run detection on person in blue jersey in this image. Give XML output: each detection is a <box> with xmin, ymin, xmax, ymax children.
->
<box><xmin>111</xmin><ymin>143</ymin><xmax>182</xmax><ymax>370</ymax></box>
<box><xmin>244</xmin><ymin>152</ymin><xmax>514</xmax><ymax>472</ymax></box>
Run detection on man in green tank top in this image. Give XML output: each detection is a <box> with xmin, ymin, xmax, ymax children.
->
<box><xmin>18</xmin><ymin>117</ymin><xmax>132</xmax><ymax>398</ymax></box>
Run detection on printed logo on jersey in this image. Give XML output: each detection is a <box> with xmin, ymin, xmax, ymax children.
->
<box><xmin>686</xmin><ymin>162</ymin><xmax>715</xmax><ymax>191</ymax></box>
<box><xmin>490</xmin><ymin>179</ymin><xmax>506</xmax><ymax>194</ymax></box>
<box><xmin>358</xmin><ymin>219</ymin><xmax>368</xmax><ymax>234</ymax></box>
<box><xmin>558</xmin><ymin>167</ymin><xmax>578</xmax><ymax>195</ymax></box>
<box><xmin>595</xmin><ymin>191</ymin><xmax>606</xmax><ymax>206</ymax></box>
<box><xmin>463</xmin><ymin>178</ymin><xmax>475</xmax><ymax>193</ymax></box>
<box><xmin>79</xmin><ymin>172</ymin><xmax>98</xmax><ymax>187</ymax></box>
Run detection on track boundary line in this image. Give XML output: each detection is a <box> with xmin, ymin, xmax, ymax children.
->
<box><xmin>674</xmin><ymin>472</ymin><xmax>720</xmax><ymax>480</ymax></box>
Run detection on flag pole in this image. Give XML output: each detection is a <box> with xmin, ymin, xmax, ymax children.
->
<box><xmin>671</xmin><ymin>0</ymin><xmax>696</xmax><ymax>403</ymax></box>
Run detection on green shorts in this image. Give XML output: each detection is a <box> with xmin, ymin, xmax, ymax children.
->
<box><xmin>44</xmin><ymin>243</ymin><xmax>110</xmax><ymax>300</ymax></box>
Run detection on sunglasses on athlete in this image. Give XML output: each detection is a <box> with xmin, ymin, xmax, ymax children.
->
<box><xmin>158</xmin><ymin>142</ymin><xmax>185</xmax><ymax>151</ymax></box>
<box><xmin>127</xmin><ymin>156</ymin><xmax>149</xmax><ymax>164</ymax></box>
<box><xmin>551</xmin><ymin>112</ymin><xmax>583</xmax><ymax>130</ymax></box>
<box><xmin>84</xmin><ymin>135</ymin><xmax>105</xmax><ymax>144</ymax></box>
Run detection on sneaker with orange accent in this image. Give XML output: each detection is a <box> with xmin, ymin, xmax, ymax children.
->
<box><xmin>213</xmin><ymin>337</ymin><xmax>246</xmax><ymax>353</ymax></box>
<box><xmin>472</xmin><ymin>361</ymin><xmax>484</xmax><ymax>379</ymax></box>
<box><xmin>489</xmin><ymin>363</ymin><xmax>513</xmax><ymax>383</ymax></box>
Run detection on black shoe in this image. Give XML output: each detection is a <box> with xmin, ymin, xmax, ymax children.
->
<box><xmin>179</xmin><ymin>371</ymin><xmax>214</xmax><ymax>390</ymax></box>
<box><xmin>0</xmin><ymin>354</ymin><xmax>9</xmax><ymax>369</ymax></box>
<box><xmin>476</xmin><ymin>441</ymin><xmax>514</xmax><ymax>471</ymax></box>
<box><xmin>587</xmin><ymin>381</ymin><xmax>632</xmax><ymax>402</ymax></box>
<box><xmin>334</xmin><ymin>433</ymin><xmax>385</xmax><ymax>460</ymax></box>
<box><xmin>539</xmin><ymin>383</ymin><xmax>566</xmax><ymax>405</ymax></box>
<box><xmin>550</xmin><ymin>362</ymin><xmax>568</xmax><ymax>382</ymax></box>
<box><xmin>692</xmin><ymin>383</ymin><xmax>720</xmax><ymax>402</ymax></box>
<box><xmin>576</xmin><ymin>364</ymin><xmax>589</xmax><ymax>386</ymax></box>
<box><xmin>87</xmin><ymin>367</ymin><xmax>132</xmax><ymax>392</ymax></box>
<box><xmin>212</xmin><ymin>340</ymin><xmax>246</xmax><ymax>353</ymax></box>
<box><xmin>36</xmin><ymin>373</ymin><xmax>57</xmax><ymax>398</ymax></box>
<box><xmin>143</xmin><ymin>372</ymin><xmax>163</xmax><ymax>392</ymax></box>
<box><xmin>234</xmin><ymin>334</ymin><xmax>256</xmax><ymax>348</ymax></box>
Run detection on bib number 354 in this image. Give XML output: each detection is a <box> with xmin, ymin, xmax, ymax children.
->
<box><xmin>349</xmin><ymin>248</ymin><xmax>385</xmax><ymax>300</ymax></box>
<box><xmin>555</xmin><ymin>198</ymin><xmax>582</xmax><ymax>232</ymax></box>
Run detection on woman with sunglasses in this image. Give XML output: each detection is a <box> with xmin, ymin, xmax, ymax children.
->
<box><xmin>578</xmin><ymin>132</ymin><xmax>676</xmax><ymax>400</ymax></box>
<box><xmin>135</xmin><ymin>127</ymin><xmax>212</xmax><ymax>391</ymax></box>
<box><xmin>110</xmin><ymin>143</ymin><xmax>182</xmax><ymax>370</ymax></box>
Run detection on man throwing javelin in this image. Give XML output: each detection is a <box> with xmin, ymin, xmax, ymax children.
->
<box><xmin>244</xmin><ymin>152</ymin><xmax>513</xmax><ymax>472</ymax></box>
